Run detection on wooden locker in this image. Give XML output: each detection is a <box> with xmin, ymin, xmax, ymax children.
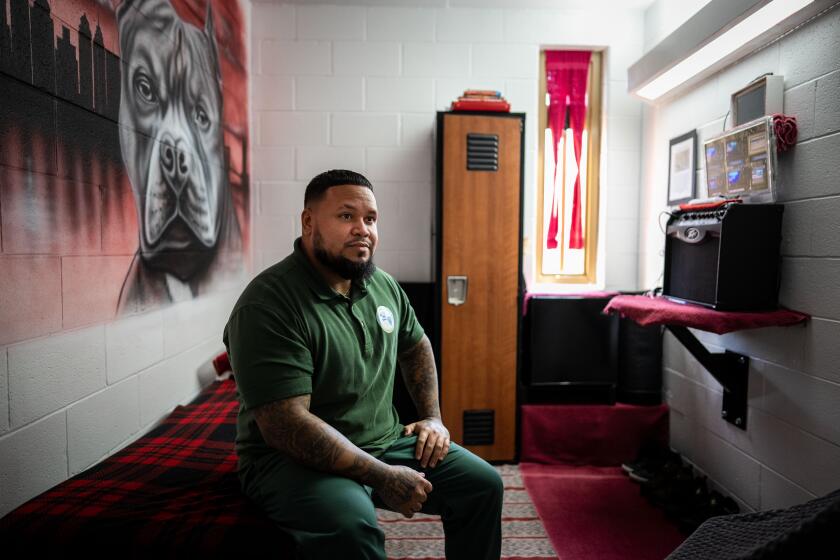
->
<box><xmin>435</xmin><ymin>111</ymin><xmax>524</xmax><ymax>462</ymax></box>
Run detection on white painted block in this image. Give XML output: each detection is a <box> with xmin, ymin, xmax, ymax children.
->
<box><xmin>252</xmin><ymin>75</ymin><xmax>294</xmax><ymax>111</ymax></box>
<box><xmin>401</xmin><ymin>113</ymin><xmax>435</xmax><ymax>151</ymax></box>
<box><xmin>781</xmin><ymin>197</ymin><xmax>840</xmax><ymax>257</ymax></box>
<box><xmin>814</xmin><ymin>69</ymin><xmax>840</xmax><ymax>137</ymax></box>
<box><xmin>668</xmin><ymin>408</ymin><xmax>706</xmax><ymax>466</ymax></box>
<box><xmin>296</xmin><ymin>76</ymin><xmax>364</xmax><ymax>111</ymax></box>
<box><xmin>607</xmin><ymin>81</ymin><xmax>642</xmax><ymax>118</ymax></box>
<box><xmin>0</xmin><ymin>349</ymin><xmax>7</xmax><ymax>434</ymax></box>
<box><xmin>367</xmin><ymin>7</ymin><xmax>435</xmax><ymax>42</ymax></box>
<box><xmin>436</xmin><ymin>8</ymin><xmax>503</xmax><ymax>43</ymax></box>
<box><xmin>605</xmin><ymin>183</ymin><xmax>641</xmax><ymax>220</ymax></box>
<box><xmin>137</xmin><ymin>358</ymin><xmax>175</xmax><ymax>429</ymax></box>
<box><xmin>504</xmin><ymin>79</ymin><xmax>537</xmax><ymax>115</ymax></box>
<box><xmin>758</xmin><ymin>360</ymin><xmax>840</xmax><ymax>447</ymax></box>
<box><xmin>760</xmin><ymin>466</ymin><xmax>816</xmax><ymax>510</ymax></box>
<box><xmin>260</xmin><ymin>182</ymin><xmax>307</xmax><ymax>216</ymax></box>
<box><xmin>251</xmin><ymin>2</ymin><xmax>295</xmax><ymax>40</ymax></box>
<box><xmin>608</xmin><ymin>116</ymin><xmax>642</xmax><ymax>151</ymax></box>
<box><xmin>777</xmin><ymin>134</ymin><xmax>840</xmax><ymax>202</ymax></box>
<box><xmin>334</xmin><ymin>42</ymin><xmax>400</xmax><ymax>76</ymax></box>
<box><xmin>435</xmin><ymin>78</ymin><xmax>505</xmax><ymax>111</ymax></box>
<box><xmin>257</xmin><ymin>250</ymin><xmax>290</xmax><ymax>274</ymax></box>
<box><xmin>8</xmin><ymin>326</ymin><xmax>107</xmax><ymax>428</ymax></box>
<box><xmin>606</xmin><ymin>34</ymin><xmax>646</xmax><ymax>82</ymax></box>
<box><xmin>162</xmin><ymin>298</ymin><xmax>222</xmax><ymax>359</ymax></box>
<box><xmin>0</xmin><ymin>411</ymin><xmax>67</xmax><ymax>518</ymax></box>
<box><xmin>778</xmin><ymin>9</ymin><xmax>840</xmax><ymax>88</ymax></box>
<box><xmin>606</xmin><ymin>149</ymin><xmax>641</xmax><ymax>189</ymax></box>
<box><xmin>502</xmin><ymin>9</ymin><xmax>586</xmax><ymax>44</ymax></box>
<box><xmin>259</xmin><ymin>40</ymin><xmax>331</xmax><ymax>76</ymax></box>
<box><xmin>255</xmin><ymin>215</ymin><xmax>297</xmax><ymax>254</ymax></box>
<box><xmin>801</xmin><ymin>318</ymin><xmax>840</xmax><ymax>385</ymax></box>
<box><xmin>606</xmin><ymin>218</ymin><xmax>639</xmax><ymax>255</ymax></box>
<box><xmin>779</xmin><ymin>257</ymin><xmax>840</xmax><ymax>321</ymax></box>
<box><xmin>296</xmin><ymin>5</ymin><xmax>365</xmax><ymax>41</ymax></box>
<box><xmin>105</xmin><ymin>310</ymin><xmax>164</xmax><ymax>384</ymax></box>
<box><xmin>751</xmin><ymin>407</ymin><xmax>840</xmax><ymax>497</ymax></box>
<box><xmin>332</xmin><ymin>113</ymin><xmax>399</xmax><ymax>147</ymax></box>
<box><xmin>366</xmin><ymin>78</ymin><xmax>435</xmax><ymax>112</ymax></box>
<box><xmin>251</xmin><ymin>146</ymin><xmax>295</xmax><ymax>182</ymax></box>
<box><xmin>258</xmin><ymin>111</ymin><xmax>329</xmax><ymax>146</ymax></box>
<box><xmin>371</xmin><ymin>249</ymin><xmax>400</xmax><ymax>279</ymax></box>
<box><xmin>376</xmin><ymin>205</ymin><xmax>431</xmax><ymax>253</ymax></box>
<box><xmin>604</xmin><ymin>250</ymin><xmax>637</xmax><ymax>291</ymax></box>
<box><xmin>706</xmin><ymin>325</ymin><xmax>805</xmax><ymax>375</ymax></box>
<box><xmin>700</xmin><ymin>429</ymin><xmax>762</xmax><ymax>509</ymax></box>
<box><xmin>472</xmin><ymin>44</ymin><xmax>538</xmax><ymax>79</ymax></box>
<box><xmin>399</xmin><ymin>251</ymin><xmax>432</xmax><ymax>283</ymax></box>
<box><xmin>366</xmin><ymin>147</ymin><xmax>432</xmax><ymax>183</ymax></box>
<box><xmin>783</xmin><ymin>80</ymin><xmax>817</xmax><ymax>142</ymax></box>
<box><xmin>296</xmin><ymin>146</ymin><xmax>366</xmax><ymax>181</ymax></box>
<box><xmin>403</xmin><ymin>43</ymin><xmax>470</xmax><ymax>77</ymax></box>
<box><xmin>67</xmin><ymin>377</ymin><xmax>140</xmax><ymax>475</ymax></box>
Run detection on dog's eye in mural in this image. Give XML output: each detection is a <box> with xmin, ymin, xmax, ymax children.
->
<box><xmin>116</xmin><ymin>0</ymin><xmax>245</xmax><ymax>312</ymax></box>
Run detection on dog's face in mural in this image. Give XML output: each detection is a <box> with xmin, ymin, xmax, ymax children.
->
<box><xmin>117</xmin><ymin>0</ymin><xmax>226</xmax><ymax>281</ymax></box>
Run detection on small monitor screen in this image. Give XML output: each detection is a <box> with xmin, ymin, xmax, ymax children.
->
<box><xmin>704</xmin><ymin>116</ymin><xmax>776</xmax><ymax>202</ymax></box>
<box><xmin>735</xmin><ymin>84</ymin><xmax>766</xmax><ymax>126</ymax></box>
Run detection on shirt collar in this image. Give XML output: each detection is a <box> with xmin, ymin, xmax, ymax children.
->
<box><xmin>292</xmin><ymin>237</ymin><xmax>371</xmax><ymax>301</ymax></box>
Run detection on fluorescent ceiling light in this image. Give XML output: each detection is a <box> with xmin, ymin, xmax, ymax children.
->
<box><xmin>636</xmin><ymin>0</ymin><xmax>814</xmax><ymax>100</ymax></box>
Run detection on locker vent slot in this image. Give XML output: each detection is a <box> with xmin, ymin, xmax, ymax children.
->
<box><xmin>463</xmin><ymin>409</ymin><xmax>494</xmax><ymax>445</ymax></box>
<box><xmin>466</xmin><ymin>133</ymin><xmax>499</xmax><ymax>171</ymax></box>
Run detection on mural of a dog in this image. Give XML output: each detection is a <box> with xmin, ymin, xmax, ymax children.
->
<box><xmin>116</xmin><ymin>0</ymin><xmax>243</xmax><ymax>313</ymax></box>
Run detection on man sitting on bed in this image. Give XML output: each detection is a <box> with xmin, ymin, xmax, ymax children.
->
<box><xmin>223</xmin><ymin>169</ymin><xmax>503</xmax><ymax>559</ymax></box>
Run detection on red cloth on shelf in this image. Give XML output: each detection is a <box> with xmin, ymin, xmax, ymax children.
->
<box><xmin>603</xmin><ymin>295</ymin><xmax>809</xmax><ymax>335</ymax></box>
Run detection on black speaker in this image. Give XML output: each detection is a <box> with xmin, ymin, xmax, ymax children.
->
<box><xmin>524</xmin><ymin>295</ymin><xmax>617</xmax><ymax>403</ymax></box>
<box><xmin>664</xmin><ymin>203</ymin><xmax>784</xmax><ymax>311</ymax></box>
<box><xmin>617</xmin><ymin>318</ymin><xmax>662</xmax><ymax>405</ymax></box>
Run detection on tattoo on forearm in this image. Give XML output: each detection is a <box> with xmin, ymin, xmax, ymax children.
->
<box><xmin>398</xmin><ymin>336</ymin><xmax>441</xmax><ymax>420</ymax></box>
<box><xmin>255</xmin><ymin>396</ymin><xmax>385</xmax><ymax>485</ymax></box>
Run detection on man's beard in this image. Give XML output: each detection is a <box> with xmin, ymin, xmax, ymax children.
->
<box><xmin>313</xmin><ymin>233</ymin><xmax>376</xmax><ymax>282</ymax></box>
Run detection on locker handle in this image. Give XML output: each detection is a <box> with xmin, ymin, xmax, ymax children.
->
<box><xmin>447</xmin><ymin>276</ymin><xmax>468</xmax><ymax>306</ymax></box>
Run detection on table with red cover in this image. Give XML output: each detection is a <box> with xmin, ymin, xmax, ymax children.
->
<box><xmin>0</xmin><ymin>379</ymin><xmax>296</xmax><ymax>556</ymax></box>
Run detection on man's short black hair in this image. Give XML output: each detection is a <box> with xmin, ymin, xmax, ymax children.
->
<box><xmin>304</xmin><ymin>169</ymin><xmax>373</xmax><ymax>207</ymax></box>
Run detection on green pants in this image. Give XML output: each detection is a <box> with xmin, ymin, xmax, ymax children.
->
<box><xmin>239</xmin><ymin>434</ymin><xmax>503</xmax><ymax>559</ymax></box>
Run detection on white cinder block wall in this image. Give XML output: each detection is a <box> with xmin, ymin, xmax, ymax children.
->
<box><xmin>639</xmin><ymin>4</ymin><xmax>840</xmax><ymax>511</ymax></box>
<box><xmin>249</xmin><ymin>0</ymin><xmax>646</xmax><ymax>291</ymax></box>
<box><xmin>0</xmin><ymin>5</ymin><xmax>252</xmax><ymax>520</ymax></box>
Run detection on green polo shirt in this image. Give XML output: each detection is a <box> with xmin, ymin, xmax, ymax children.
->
<box><xmin>223</xmin><ymin>237</ymin><xmax>425</xmax><ymax>471</ymax></box>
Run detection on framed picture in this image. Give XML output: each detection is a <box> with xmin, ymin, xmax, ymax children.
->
<box><xmin>667</xmin><ymin>130</ymin><xmax>697</xmax><ymax>206</ymax></box>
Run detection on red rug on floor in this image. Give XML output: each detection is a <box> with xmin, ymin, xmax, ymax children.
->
<box><xmin>520</xmin><ymin>463</ymin><xmax>686</xmax><ymax>560</ymax></box>
<box><xmin>518</xmin><ymin>403</ymin><xmax>686</xmax><ymax>560</ymax></box>
<box><xmin>378</xmin><ymin>464</ymin><xmax>558</xmax><ymax>559</ymax></box>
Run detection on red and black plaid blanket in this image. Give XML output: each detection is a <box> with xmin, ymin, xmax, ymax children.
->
<box><xmin>0</xmin><ymin>379</ymin><xmax>295</xmax><ymax>556</ymax></box>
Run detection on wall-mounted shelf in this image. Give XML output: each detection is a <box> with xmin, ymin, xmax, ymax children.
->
<box><xmin>603</xmin><ymin>295</ymin><xmax>809</xmax><ymax>431</ymax></box>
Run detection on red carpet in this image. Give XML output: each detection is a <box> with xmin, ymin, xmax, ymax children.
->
<box><xmin>519</xmin><ymin>404</ymin><xmax>686</xmax><ymax>560</ymax></box>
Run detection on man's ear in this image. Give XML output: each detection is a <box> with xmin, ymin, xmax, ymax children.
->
<box><xmin>301</xmin><ymin>208</ymin><xmax>313</xmax><ymax>236</ymax></box>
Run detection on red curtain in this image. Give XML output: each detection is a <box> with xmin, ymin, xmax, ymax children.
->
<box><xmin>545</xmin><ymin>50</ymin><xmax>591</xmax><ymax>250</ymax></box>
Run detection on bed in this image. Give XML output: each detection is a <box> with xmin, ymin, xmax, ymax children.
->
<box><xmin>0</xmin><ymin>374</ymin><xmax>297</xmax><ymax>556</ymax></box>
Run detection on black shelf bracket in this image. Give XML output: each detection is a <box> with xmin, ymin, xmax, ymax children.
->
<box><xmin>666</xmin><ymin>325</ymin><xmax>750</xmax><ymax>430</ymax></box>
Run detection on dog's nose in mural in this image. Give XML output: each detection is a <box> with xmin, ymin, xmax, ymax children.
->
<box><xmin>159</xmin><ymin>137</ymin><xmax>191</xmax><ymax>193</ymax></box>
<box><xmin>116</xmin><ymin>0</ymin><xmax>245</xmax><ymax>313</ymax></box>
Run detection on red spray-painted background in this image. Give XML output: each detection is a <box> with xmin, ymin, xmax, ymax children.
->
<box><xmin>0</xmin><ymin>0</ymin><xmax>249</xmax><ymax>344</ymax></box>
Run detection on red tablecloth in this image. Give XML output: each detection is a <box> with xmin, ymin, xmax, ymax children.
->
<box><xmin>603</xmin><ymin>295</ymin><xmax>809</xmax><ymax>335</ymax></box>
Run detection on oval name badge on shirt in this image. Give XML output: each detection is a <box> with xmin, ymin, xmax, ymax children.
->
<box><xmin>376</xmin><ymin>305</ymin><xmax>395</xmax><ymax>333</ymax></box>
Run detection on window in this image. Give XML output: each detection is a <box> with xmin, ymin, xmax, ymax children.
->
<box><xmin>536</xmin><ymin>50</ymin><xmax>602</xmax><ymax>284</ymax></box>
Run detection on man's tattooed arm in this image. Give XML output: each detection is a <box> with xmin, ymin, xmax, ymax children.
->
<box><xmin>254</xmin><ymin>394</ymin><xmax>387</xmax><ymax>485</ymax></box>
<box><xmin>254</xmin><ymin>395</ymin><xmax>431</xmax><ymax>516</ymax></box>
<box><xmin>398</xmin><ymin>335</ymin><xmax>441</xmax><ymax>420</ymax></box>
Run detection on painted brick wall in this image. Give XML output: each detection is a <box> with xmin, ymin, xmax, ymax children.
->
<box><xmin>639</xmin><ymin>4</ymin><xmax>840</xmax><ymax>511</ymax></box>
<box><xmin>248</xmin><ymin>1</ymin><xmax>646</xmax><ymax>291</ymax></box>
<box><xmin>0</xmin><ymin>0</ymin><xmax>251</xmax><ymax>518</ymax></box>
